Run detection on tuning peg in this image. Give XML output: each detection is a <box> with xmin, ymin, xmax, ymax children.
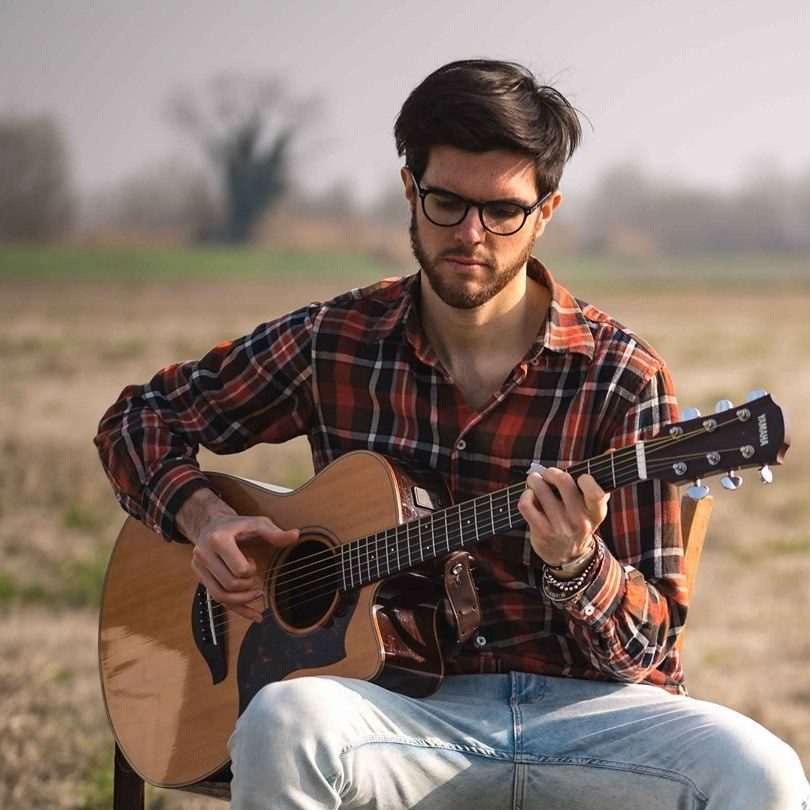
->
<box><xmin>687</xmin><ymin>479</ymin><xmax>710</xmax><ymax>500</ymax></box>
<box><xmin>747</xmin><ymin>389</ymin><xmax>768</xmax><ymax>402</ymax></box>
<box><xmin>759</xmin><ymin>465</ymin><xmax>773</xmax><ymax>484</ymax></box>
<box><xmin>715</xmin><ymin>399</ymin><xmax>734</xmax><ymax>413</ymax></box>
<box><xmin>720</xmin><ymin>471</ymin><xmax>742</xmax><ymax>490</ymax></box>
<box><xmin>682</xmin><ymin>407</ymin><xmax>701</xmax><ymax>420</ymax></box>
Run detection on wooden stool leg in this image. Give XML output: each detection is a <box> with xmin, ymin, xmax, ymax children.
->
<box><xmin>113</xmin><ymin>743</ymin><xmax>145</xmax><ymax>810</ymax></box>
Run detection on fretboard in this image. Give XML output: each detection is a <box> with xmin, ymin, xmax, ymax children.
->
<box><xmin>338</xmin><ymin>442</ymin><xmax>646</xmax><ymax>591</ymax></box>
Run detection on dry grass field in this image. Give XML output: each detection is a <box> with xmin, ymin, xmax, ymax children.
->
<box><xmin>0</xmin><ymin>250</ymin><xmax>808</xmax><ymax>807</ymax></box>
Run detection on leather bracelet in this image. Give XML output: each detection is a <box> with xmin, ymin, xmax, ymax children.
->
<box><xmin>540</xmin><ymin>536</ymin><xmax>596</xmax><ymax>572</ymax></box>
<box><xmin>542</xmin><ymin>541</ymin><xmax>603</xmax><ymax>603</ymax></box>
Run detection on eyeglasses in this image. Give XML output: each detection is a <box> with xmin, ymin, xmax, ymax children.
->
<box><xmin>409</xmin><ymin>169</ymin><xmax>551</xmax><ymax>236</ymax></box>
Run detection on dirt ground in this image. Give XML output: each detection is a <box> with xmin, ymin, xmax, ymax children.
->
<box><xmin>1</xmin><ymin>271</ymin><xmax>807</xmax><ymax>807</ymax></box>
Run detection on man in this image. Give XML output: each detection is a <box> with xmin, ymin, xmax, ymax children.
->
<box><xmin>96</xmin><ymin>60</ymin><xmax>808</xmax><ymax>808</ymax></box>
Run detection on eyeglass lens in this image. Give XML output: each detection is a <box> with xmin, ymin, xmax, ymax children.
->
<box><xmin>423</xmin><ymin>191</ymin><xmax>526</xmax><ymax>235</ymax></box>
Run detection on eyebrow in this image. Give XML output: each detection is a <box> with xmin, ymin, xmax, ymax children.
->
<box><xmin>420</xmin><ymin>183</ymin><xmax>531</xmax><ymax>208</ymax></box>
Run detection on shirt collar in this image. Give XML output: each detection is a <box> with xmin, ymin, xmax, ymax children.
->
<box><xmin>370</xmin><ymin>257</ymin><xmax>595</xmax><ymax>362</ymax></box>
<box><xmin>528</xmin><ymin>258</ymin><xmax>595</xmax><ymax>361</ymax></box>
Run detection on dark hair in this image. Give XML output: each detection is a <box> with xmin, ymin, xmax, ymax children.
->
<box><xmin>394</xmin><ymin>59</ymin><xmax>582</xmax><ymax>195</ymax></box>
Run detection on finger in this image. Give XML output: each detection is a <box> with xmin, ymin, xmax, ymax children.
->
<box><xmin>518</xmin><ymin>486</ymin><xmax>553</xmax><ymax>536</ymax></box>
<box><xmin>206</xmin><ymin>526</ymin><xmax>258</xmax><ymax>580</ymax></box>
<box><xmin>193</xmin><ymin>564</ymin><xmax>264</xmax><ymax>623</ymax></box>
<box><xmin>205</xmin><ymin>551</ymin><xmax>261</xmax><ymax>594</ymax></box>
<box><xmin>540</xmin><ymin>467</ymin><xmax>582</xmax><ymax>515</ymax></box>
<box><xmin>192</xmin><ymin>555</ymin><xmax>263</xmax><ymax>604</ymax></box>
<box><xmin>237</xmin><ymin>516</ymin><xmax>300</xmax><ymax>548</ymax></box>
<box><xmin>525</xmin><ymin>471</ymin><xmax>567</xmax><ymax>533</ymax></box>
<box><xmin>577</xmin><ymin>474</ymin><xmax>609</xmax><ymax>515</ymax></box>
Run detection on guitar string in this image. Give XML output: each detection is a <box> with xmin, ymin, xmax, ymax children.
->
<box><xmin>202</xmin><ymin>419</ymin><xmax>751</xmax><ymax>634</ymax></box>
<box><xmin>242</xmin><ymin>448</ymin><xmax>738</xmax><ymax>612</ymax></box>
<box><xmin>257</xmin><ymin>420</ymin><xmax>721</xmax><ymax>584</ymax></box>
<box><xmin>233</xmin><ymin>418</ymin><xmax>741</xmax><ymax>591</ymax></box>
<box><xmin>206</xmin><ymin>445</ymin><xmax>744</xmax><ymax>633</ymax></box>
<box><xmin>206</xmin><ymin>450</ymin><xmax>704</xmax><ymax>635</ymax></box>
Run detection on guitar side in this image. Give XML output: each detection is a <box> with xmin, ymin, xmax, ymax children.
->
<box><xmin>98</xmin><ymin>451</ymin><xmax>447</xmax><ymax>788</ymax></box>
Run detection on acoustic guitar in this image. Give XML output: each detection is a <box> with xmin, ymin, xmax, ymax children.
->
<box><xmin>98</xmin><ymin>392</ymin><xmax>788</xmax><ymax>789</ymax></box>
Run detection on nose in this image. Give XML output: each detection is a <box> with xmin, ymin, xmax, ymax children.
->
<box><xmin>453</xmin><ymin>205</ymin><xmax>485</xmax><ymax>245</ymax></box>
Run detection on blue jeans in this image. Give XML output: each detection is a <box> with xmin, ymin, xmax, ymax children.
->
<box><xmin>228</xmin><ymin>673</ymin><xmax>809</xmax><ymax>809</ymax></box>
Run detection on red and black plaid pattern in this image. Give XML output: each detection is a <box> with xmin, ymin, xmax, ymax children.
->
<box><xmin>96</xmin><ymin>258</ymin><xmax>687</xmax><ymax>694</ymax></box>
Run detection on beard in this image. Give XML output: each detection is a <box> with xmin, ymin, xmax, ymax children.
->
<box><xmin>409</xmin><ymin>210</ymin><xmax>536</xmax><ymax>310</ymax></box>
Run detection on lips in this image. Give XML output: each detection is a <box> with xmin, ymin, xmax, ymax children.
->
<box><xmin>443</xmin><ymin>255</ymin><xmax>489</xmax><ymax>269</ymax></box>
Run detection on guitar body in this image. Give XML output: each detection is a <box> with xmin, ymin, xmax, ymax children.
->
<box><xmin>98</xmin><ymin>451</ymin><xmax>451</xmax><ymax>788</ymax></box>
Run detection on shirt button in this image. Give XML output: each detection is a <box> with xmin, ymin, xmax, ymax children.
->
<box><xmin>584</xmin><ymin>605</ymin><xmax>595</xmax><ymax>616</ymax></box>
<box><xmin>530</xmin><ymin>358</ymin><xmax>540</xmax><ymax>366</ymax></box>
<box><xmin>473</xmin><ymin>634</ymin><xmax>487</xmax><ymax>648</ymax></box>
<box><xmin>456</xmin><ymin>439</ymin><xmax>466</xmax><ymax>451</ymax></box>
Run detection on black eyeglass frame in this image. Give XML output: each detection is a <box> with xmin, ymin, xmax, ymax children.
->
<box><xmin>408</xmin><ymin>168</ymin><xmax>552</xmax><ymax>236</ymax></box>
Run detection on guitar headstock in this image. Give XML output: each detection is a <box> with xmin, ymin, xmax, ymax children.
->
<box><xmin>646</xmin><ymin>391</ymin><xmax>789</xmax><ymax>492</ymax></box>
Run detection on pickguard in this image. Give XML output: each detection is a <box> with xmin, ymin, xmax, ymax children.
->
<box><xmin>236</xmin><ymin>590</ymin><xmax>360</xmax><ymax>714</ymax></box>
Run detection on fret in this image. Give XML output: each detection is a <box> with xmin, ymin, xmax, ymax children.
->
<box><xmin>462</xmin><ymin>504</ymin><xmax>475</xmax><ymax>547</ymax></box>
<box><xmin>451</xmin><ymin>504</ymin><xmax>462</xmax><ymax>548</ymax></box>
<box><xmin>472</xmin><ymin>499</ymin><xmax>479</xmax><ymax>543</ymax></box>
<box><xmin>384</xmin><ymin>528</ymin><xmax>390</xmax><ymax>577</ymax></box>
<box><xmin>421</xmin><ymin>518</ymin><xmax>432</xmax><ymax>561</ymax></box>
<box><xmin>342</xmin><ymin>543</ymin><xmax>350</xmax><ymax>590</ymax></box>
<box><xmin>365</xmin><ymin>537</ymin><xmax>372</xmax><ymax>583</ymax></box>
<box><xmin>430</xmin><ymin>515</ymin><xmax>436</xmax><ymax>558</ymax></box>
<box><xmin>395</xmin><ymin>525</ymin><xmax>401</xmax><ymax>573</ymax></box>
<box><xmin>349</xmin><ymin>540</ymin><xmax>360</xmax><ymax>588</ymax></box>
<box><xmin>406</xmin><ymin>523</ymin><xmax>412</xmax><ymax>568</ymax></box>
<box><xmin>508</xmin><ymin>487</ymin><xmax>519</xmax><ymax>527</ymax></box>
<box><xmin>488</xmin><ymin>494</ymin><xmax>495</xmax><ymax>537</ymax></box>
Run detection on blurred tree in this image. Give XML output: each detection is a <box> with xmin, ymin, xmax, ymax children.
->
<box><xmin>167</xmin><ymin>74</ymin><xmax>317</xmax><ymax>243</ymax></box>
<box><xmin>0</xmin><ymin>113</ymin><xmax>74</xmax><ymax>242</ymax></box>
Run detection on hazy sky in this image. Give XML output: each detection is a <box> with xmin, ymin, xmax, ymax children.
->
<box><xmin>2</xmin><ymin>0</ymin><xmax>809</xmax><ymax>203</ymax></box>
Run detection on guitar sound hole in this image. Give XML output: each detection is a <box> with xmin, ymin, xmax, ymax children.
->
<box><xmin>274</xmin><ymin>538</ymin><xmax>338</xmax><ymax>630</ymax></box>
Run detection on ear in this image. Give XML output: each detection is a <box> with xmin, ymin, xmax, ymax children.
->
<box><xmin>401</xmin><ymin>167</ymin><xmax>416</xmax><ymax>209</ymax></box>
<box><xmin>543</xmin><ymin>190</ymin><xmax>563</xmax><ymax>220</ymax></box>
<box><xmin>533</xmin><ymin>190</ymin><xmax>563</xmax><ymax>239</ymax></box>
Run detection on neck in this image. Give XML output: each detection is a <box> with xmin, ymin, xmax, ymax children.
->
<box><xmin>337</xmin><ymin>442</ymin><xmax>649</xmax><ymax>591</ymax></box>
<box><xmin>419</xmin><ymin>265</ymin><xmax>549</xmax><ymax>363</ymax></box>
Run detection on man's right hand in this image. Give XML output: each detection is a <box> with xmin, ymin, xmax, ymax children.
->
<box><xmin>177</xmin><ymin>488</ymin><xmax>299</xmax><ymax>623</ymax></box>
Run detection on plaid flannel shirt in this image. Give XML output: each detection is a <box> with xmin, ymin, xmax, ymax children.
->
<box><xmin>96</xmin><ymin>258</ymin><xmax>688</xmax><ymax>694</ymax></box>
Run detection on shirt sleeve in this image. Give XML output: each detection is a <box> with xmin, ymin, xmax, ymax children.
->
<box><xmin>552</xmin><ymin>364</ymin><xmax>688</xmax><ymax>683</ymax></box>
<box><xmin>94</xmin><ymin>302</ymin><xmax>320</xmax><ymax>542</ymax></box>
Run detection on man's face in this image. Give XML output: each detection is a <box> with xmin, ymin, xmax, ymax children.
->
<box><xmin>404</xmin><ymin>146</ymin><xmax>555</xmax><ymax>310</ymax></box>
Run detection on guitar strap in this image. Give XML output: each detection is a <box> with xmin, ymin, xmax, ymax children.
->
<box><xmin>441</xmin><ymin>551</ymin><xmax>481</xmax><ymax>643</ymax></box>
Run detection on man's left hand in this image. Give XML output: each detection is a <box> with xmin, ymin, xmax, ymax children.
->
<box><xmin>518</xmin><ymin>467</ymin><xmax>609</xmax><ymax>567</ymax></box>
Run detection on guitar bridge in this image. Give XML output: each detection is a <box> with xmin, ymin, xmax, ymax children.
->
<box><xmin>191</xmin><ymin>584</ymin><xmax>227</xmax><ymax>684</ymax></box>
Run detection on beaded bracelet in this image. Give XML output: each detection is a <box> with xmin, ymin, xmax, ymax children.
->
<box><xmin>542</xmin><ymin>539</ymin><xmax>602</xmax><ymax>603</ymax></box>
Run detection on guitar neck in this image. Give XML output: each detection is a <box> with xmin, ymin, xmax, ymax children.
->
<box><xmin>339</xmin><ymin>444</ymin><xmax>644</xmax><ymax>591</ymax></box>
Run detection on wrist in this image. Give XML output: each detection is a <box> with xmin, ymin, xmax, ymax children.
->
<box><xmin>176</xmin><ymin>488</ymin><xmax>236</xmax><ymax>543</ymax></box>
<box><xmin>537</xmin><ymin>536</ymin><xmax>596</xmax><ymax>578</ymax></box>
<box><xmin>542</xmin><ymin>539</ymin><xmax>603</xmax><ymax>602</ymax></box>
